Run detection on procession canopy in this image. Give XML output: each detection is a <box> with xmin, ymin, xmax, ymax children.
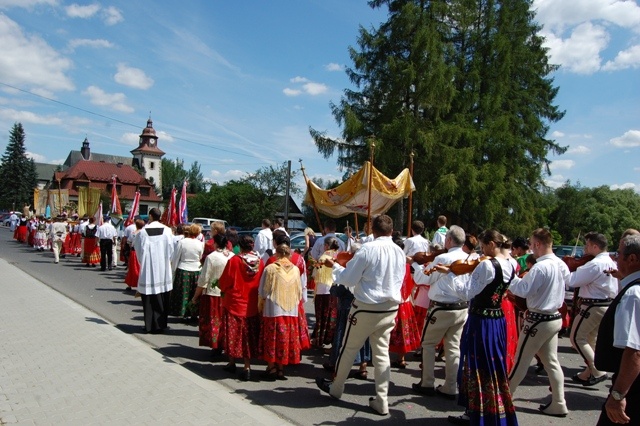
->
<box><xmin>303</xmin><ymin>161</ymin><xmax>415</xmax><ymax>218</ymax></box>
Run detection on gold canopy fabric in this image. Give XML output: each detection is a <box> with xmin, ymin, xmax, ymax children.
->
<box><xmin>77</xmin><ymin>187</ymin><xmax>102</xmax><ymax>218</ymax></box>
<box><xmin>303</xmin><ymin>161</ymin><xmax>415</xmax><ymax>218</ymax></box>
<box><xmin>34</xmin><ymin>189</ymin><xmax>70</xmax><ymax>217</ymax></box>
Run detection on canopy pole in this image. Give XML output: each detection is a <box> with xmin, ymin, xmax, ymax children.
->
<box><xmin>299</xmin><ymin>159</ymin><xmax>324</xmax><ymax>235</ymax></box>
<box><xmin>406</xmin><ymin>151</ymin><xmax>414</xmax><ymax>237</ymax></box>
<box><xmin>366</xmin><ymin>138</ymin><xmax>376</xmax><ymax>232</ymax></box>
<box><xmin>353</xmin><ymin>212</ymin><xmax>359</xmax><ymax>237</ymax></box>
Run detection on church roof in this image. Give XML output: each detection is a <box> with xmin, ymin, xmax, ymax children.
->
<box><xmin>63</xmin><ymin>151</ymin><xmax>133</xmax><ymax>168</ymax></box>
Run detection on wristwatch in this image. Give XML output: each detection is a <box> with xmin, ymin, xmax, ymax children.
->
<box><xmin>611</xmin><ymin>390</ymin><xmax>626</xmax><ymax>401</ymax></box>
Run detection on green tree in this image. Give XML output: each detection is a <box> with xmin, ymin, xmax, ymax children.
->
<box><xmin>311</xmin><ymin>0</ymin><xmax>565</xmax><ymax>236</ymax></box>
<box><xmin>0</xmin><ymin>123</ymin><xmax>37</xmax><ymax>211</ymax></box>
<box><xmin>161</xmin><ymin>158</ymin><xmax>207</xmax><ymax>199</ymax></box>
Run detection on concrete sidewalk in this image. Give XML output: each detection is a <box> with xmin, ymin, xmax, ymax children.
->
<box><xmin>0</xmin><ymin>258</ymin><xmax>290</xmax><ymax>425</ymax></box>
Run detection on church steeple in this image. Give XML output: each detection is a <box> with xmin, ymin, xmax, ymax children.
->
<box><xmin>80</xmin><ymin>137</ymin><xmax>90</xmax><ymax>160</ymax></box>
<box><xmin>131</xmin><ymin>117</ymin><xmax>165</xmax><ymax>196</ymax></box>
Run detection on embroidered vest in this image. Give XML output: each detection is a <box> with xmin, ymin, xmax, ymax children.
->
<box><xmin>469</xmin><ymin>258</ymin><xmax>515</xmax><ymax>318</ymax></box>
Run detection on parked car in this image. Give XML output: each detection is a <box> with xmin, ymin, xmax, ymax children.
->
<box><xmin>552</xmin><ymin>245</ymin><xmax>585</xmax><ymax>258</ymax></box>
<box><xmin>2</xmin><ymin>212</ymin><xmax>22</xmax><ymax>226</ymax></box>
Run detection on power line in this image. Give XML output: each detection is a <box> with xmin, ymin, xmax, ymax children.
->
<box><xmin>0</xmin><ymin>81</ymin><xmax>268</xmax><ymax>161</ymax></box>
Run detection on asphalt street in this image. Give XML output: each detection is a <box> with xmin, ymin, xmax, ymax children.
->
<box><xmin>0</xmin><ymin>228</ymin><xmax>607</xmax><ymax>425</ymax></box>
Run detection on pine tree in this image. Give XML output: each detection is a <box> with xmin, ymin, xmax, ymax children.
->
<box><xmin>0</xmin><ymin>123</ymin><xmax>37</xmax><ymax>211</ymax></box>
<box><xmin>311</xmin><ymin>0</ymin><xmax>565</xmax><ymax>235</ymax></box>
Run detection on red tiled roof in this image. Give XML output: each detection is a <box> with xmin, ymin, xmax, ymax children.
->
<box><xmin>130</xmin><ymin>145</ymin><xmax>165</xmax><ymax>156</ymax></box>
<box><xmin>56</xmin><ymin>160</ymin><xmax>161</xmax><ymax>202</ymax></box>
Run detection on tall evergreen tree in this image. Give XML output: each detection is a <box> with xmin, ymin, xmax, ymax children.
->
<box><xmin>311</xmin><ymin>0</ymin><xmax>565</xmax><ymax>236</ymax></box>
<box><xmin>0</xmin><ymin>123</ymin><xmax>37</xmax><ymax>211</ymax></box>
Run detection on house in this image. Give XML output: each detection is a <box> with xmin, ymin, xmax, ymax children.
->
<box><xmin>43</xmin><ymin>118</ymin><xmax>165</xmax><ymax>215</ymax></box>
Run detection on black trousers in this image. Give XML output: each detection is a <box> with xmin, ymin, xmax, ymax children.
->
<box><xmin>597</xmin><ymin>375</ymin><xmax>640</xmax><ymax>425</ymax></box>
<box><xmin>99</xmin><ymin>239</ymin><xmax>113</xmax><ymax>270</ymax></box>
<box><xmin>141</xmin><ymin>292</ymin><xmax>171</xmax><ymax>333</ymax></box>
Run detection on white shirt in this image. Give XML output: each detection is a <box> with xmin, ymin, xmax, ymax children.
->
<box><xmin>509</xmin><ymin>253</ymin><xmax>569</xmax><ymax>314</ymax></box>
<box><xmin>171</xmin><ymin>237</ymin><xmax>204</xmax><ymax>272</ymax></box>
<box><xmin>123</xmin><ymin>223</ymin><xmax>136</xmax><ymax>243</ymax></box>
<box><xmin>452</xmin><ymin>257</ymin><xmax>514</xmax><ymax>302</ymax></box>
<box><xmin>432</xmin><ymin>227</ymin><xmax>447</xmax><ymax>247</ymax></box>
<box><xmin>198</xmin><ymin>249</ymin><xmax>234</xmax><ymax>297</ymax></box>
<box><xmin>254</xmin><ymin>227</ymin><xmax>273</xmax><ymax>258</ymax></box>
<box><xmin>134</xmin><ymin>221</ymin><xmax>174</xmax><ymax>294</ymax></box>
<box><xmin>96</xmin><ymin>222</ymin><xmax>118</xmax><ymax>240</ymax></box>
<box><xmin>413</xmin><ymin>246</ymin><xmax>470</xmax><ymax>304</ymax></box>
<box><xmin>568</xmin><ymin>252</ymin><xmax>618</xmax><ymax>299</ymax></box>
<box><xmin>311</xmin><ymin>232</ymin><xmax>346</xmax><ymax>261</ymax></box>
<box><xmin>614</xmin><ymin>270</ymin><xmax>640</xmax><ymax>350</ymax></box>
<box><xmin>404</xmin><ymin>234</ymin><xmax>430</xmax><ymax>257</ymax></box>
<box><xmin>331</xmin><ymin>236</ymin><xmax>404</xmax><ymax>305</ymax></box>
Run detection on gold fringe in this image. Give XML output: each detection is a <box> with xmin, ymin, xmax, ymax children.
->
<box><xmin>263</xmin><ymin>258</ymin><xmax>301</xmax><ymax>312</ymax></box>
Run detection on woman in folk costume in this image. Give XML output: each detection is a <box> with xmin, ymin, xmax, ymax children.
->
<box><xmin>170</xmin><ymin>224</ymin><xmax>204</xmax><ymax>321</ymax></box>
<box><xmin>311</xmin><ymin>236</ymin><xmax>339</xmax><ymax>348</ymax></box>
<box><xmin>82</xmin><ymin>217</ymin><xmax>101</xmax><ymax>267</ymax></box>
<box><xmin>389</xmin><ymin>235</ymin><xmax>421</xmax><ymax>369</ymax></box>
<box><xmin>124</xmin><ymin>219</ymin><xmax>145</xmax><ymax>290</ymax></box>
<box><xmin>500</xmin><ymin>238</ymin><xmax>520</xmax><ymax>375</ymax></box>
<box><xmin>34</xmin><ymin>216</ymin><xmax>48</xmax><ymax>251</ymax></box>
<box><xmin>27</xmin><ymin>216</ymin><xmax>36</xmax><ymax>247</ymax></box>
<box><xmin>192</xmin><ymin>232</ymin><xmax>234</xmax><ymax>356</ymax></box>
<box><xmin>16</xmin><ymin>215</ymin><xmax>28</xmax><ymax>243</ymax></box>
<box><xmin>447</xmin><ymin>230</ymin><xmax>518</xmax><ymax>426</ymax></box>
<box><xmin>258</xmin><ymin>236</ymin><xmax>304</xmax><ymax>381</ymax></box>
<box><xmin>218</xmin><ymin>234</ymin><xmax>265</xmax><ymax>381</ymax></box>
<box><xmin>265</xmin><ymin>230</ymin><xmax>311</xmax><ymax>351</ymax></box>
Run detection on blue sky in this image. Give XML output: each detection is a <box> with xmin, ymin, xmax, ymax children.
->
<box><xmin>0</xmin><ymin>0</ymin><xmax>639</xmax><ymax>198</ymax></box>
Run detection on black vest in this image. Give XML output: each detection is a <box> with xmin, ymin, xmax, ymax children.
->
<box><xmin>595</xmin><ymin>278</ymin><xmax>640</xmax><ymax>393</ymax></box>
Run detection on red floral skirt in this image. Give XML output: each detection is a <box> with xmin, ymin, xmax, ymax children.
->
<box><xmin>82</xmin><ymin>238</ymin><xmax>101</xmax><ymax>265</ymax></box>
<box><xmin>198</xmin><ymin>295</ymin><xmax>224</xmax><ymax>349</ymax></box>
<box><xmin>260</xmin><ymin>315</ymin><xmax>301</xmax><ymax>365</ymax></box>
<box><xmin>313</xmin><ymin>294</ymin><xmax>337</xmax><ymax>346</ymax></box>
<box><xmin>413</xmin><ymin>304</ymin><xmax>428</xmax><ymax>333</ymax></box>
<box><xmin>124</xmin><ymin>250</ymin><xmax>139</xmax><ymax>287</ymax></box>
<box><xmin>501</xmin><ymin>297</ymin><xmax>518</xmax><ymax>374</ymax></box>
<box><xmin>62</xmin><ymin>233</ymin><xmax>72</xmax><ymax>254</ymax></box>
<box><xmin>389</xmin><ymin>301</ymin><xmax>422</xmax><ymax>354</ymax></box>
<box><xmin>28</xmin><ymin>229</ymin><xmax>35</xmax><ymax>246</ymax></box>
<box><xmin>16</xmin><ymin>225</ymin><xmax>28</xmax><ymax>243</ymax></box>
<box><xmin>298</xmin><ymin>300</ymin><xmax>311</xmax><ymax>350</ymax></box>
<box><xmin>223</xmin><ymin>310</ymin><xmax>260</xmax><ymax>359</ymax></box>
<box><xmin>70</xmin><ymin>233</ymin><xmax>82</xmax><ymax>254</ymax></box>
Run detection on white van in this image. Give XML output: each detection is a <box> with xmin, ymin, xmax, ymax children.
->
<box><xmin>191</xmin><ymin>217</ymin><xmax>229</xmax><ymax>228</ymax></box>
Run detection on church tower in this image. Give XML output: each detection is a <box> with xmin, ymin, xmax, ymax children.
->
<box><xmin>131</xmin><ymin>117</ymin><xmax>165</xmax><ymax>195</ymax></box>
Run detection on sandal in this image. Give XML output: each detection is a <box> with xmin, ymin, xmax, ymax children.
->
<box><xmin>277</xmin><ymin>369</ymin><xmax>288</xmax><ymax>381</ymax></box>
<box><xmin>351</xmin><ymin>370</ymin><xmax>368</xmax><ymax>380</ymax></box>
<box><xmin>391</xmin><ymin>360</ymin><xmax>407</xmax><ymax>369</ymax></box>
<box><xmin>260</xmin><ymin>367</ymin><xmax>277</xmax><ymax>382</ymax></box>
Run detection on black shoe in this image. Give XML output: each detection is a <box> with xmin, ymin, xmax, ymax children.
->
<box><xmin>239</xmin><ymin>369</ymin><xmax>251</xmax><ymax>381</ymax></box>
<box><xmin>260</xmin><ymin>369</ymin><xmax>277</xmax><ymax>382</ymax></box>
<box><xmin>436</xmin><ymin>386</ymin><xmax>457</xmax><ymax>400</ymax></box>
<box><xmin>322</xmin><ymin>362</ymin><xmax>335</xmax><ymax>372</ymax></box>
<box><xmin>391</xmin><ymin>360</ymin><xmax>407</xmax><ymax>369</ymax></box>
<box><xmin>535</xmin><ymin>363</ymin><xmax>545</xmax><ymax>374</ymax></box>
<box><xmin>448</xmin><ymin>414</ymin><xmax>470</xmax><ymax>425</ymax></box>
<box><xmin>315</xmin><ymin>377</ymin><xmax>335</xmax><ymax>397</ymax></box>
<box><xmin>108</xmin><ymin>267</ymin><xmax>112</xmax><ymax>270</ymax></box>
<box><xmin>412</xmin><ymin>383</ymin><xmax>436</xmax><ymax>396</ymax></box>
<box><xmin>222</xmin><ymin>364</ymin><xmax>237</xmax><ymax>374</ymax></box>
<box><xmin>574</xmin><ymin>374</ymin><xmax>607</xmax><ymax>386</ymax></box>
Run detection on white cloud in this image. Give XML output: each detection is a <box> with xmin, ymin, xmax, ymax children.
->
<box><xmin>81</xmin><ymin>85</ymin><xmax>133</xmax><ymax>113</ymax></box>
<box><xmin>290</xmin><ymin>76</ymin><xmax>308</xmax><ymax>83</ymax></box>
<box><xmin>114</xmin><ymin>63</ymin><xmax>154</xmax><ymax>90</ymax></box>
<box><xmin>0</xmin><ymin>108</ymin><xmax>63</xmax><ymax>125</ymax></box>
<box><xmin>156</xmin><ymin>130</ymin><xmax>174</xmax><ymax>143</ymax></box>
<box><xmin>25</xmin><ymin>151</ymin><xmax>46</xmax><ymax>162</ymax></box>
<box><xmin>602</xmin><ymin>44</ymin><xmax>640</xmax><ymax>71</ymax></box>
<box><xmin>102</xmin><ymin>6</ymin><xmax>123</xmax><ymax>25</ymax></box>
<box><xmin>224</xmin><ymin>169</ymin><xmax>246</xmax><ymax>179</ymax></box>
<box><xmin>68</xmin><ymin>38</ymin><xmax>113</xmax><ymax>50</ymax></box>
<box><xmin>303</xmin><ymin>82</ymin><xmax>328</xmax><ymax>95</ymax></box>
<box><xmin>533</xmin><ymin>0</ymin><xmax>640</xmax><ymax>33</ymax></box>
<box><xmin>209</xmin><ymin>170</ymin><xmax>221</xmax><ymax>178</ymax></box>
<box><xmin>542</xmin><ymin>22</ymin><xmax>609</xmax><ymax>74</ymax></box>
<box><xmin>551</xmin><ymin>130</ymin><xmax>565</xmax><ymax>138</ymax></box>
<box><xmin>610</xmin><ymin>130</ymin><xmax>640</xmax><ymax>147</ymax></box>
<box><xmin>567</xmin><ymin>145</ymin><xmax>591</xmax><ymax>154</ymax></box>
<box><xmin>544</xmin><ymin>174</ymin><xmax>567</xmax><ymax>189</ymax></box>
<box><xmin>283</xmin><ymin>88</ymin><xmax>302</xmax><ymax>97</ymax></box>
<box><xmin>610</xmin><ymin>182</ymin><xmax>638</xmax><ymax>191</ymax></box>
<box><xmin>0</xmin><ymin>0</ymin><xmax>57</xmax><ymax>9</ymax></box>
<box><xmin>65</xmin><ymin>3</ymin><xmax>100</xmax><ymax>19</ymax></box>
<box><xmin>635</xmin><ymin>167</ymin><xmax>640</xmax><ymax>172</ymax></box>
<box><xmin>549</xmin><ymin>159</ymin><xmax>575</xmax><ymax>171</ymax></box>
<box><xmin>0</xmin><ymin>14</ymin><xmax>74</xmax><ymax>92</ymax></box>
<box><xmin>120</xmin><ymin>132</ymin><xmax>139</xmax><ymax>146</ymax></box>
<box><xmin>325</xmin><ymin>63</ymin><xmax>342</xmax><ymax>72</ymax></box>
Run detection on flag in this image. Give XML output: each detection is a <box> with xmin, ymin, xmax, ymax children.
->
<box><xmin>94</xmin><ymin>201</ymin><xmax>103</xmax><ymax>227</ymax></box>
<box><xmin>161</xmin><ymin>186</ymin><xmax>178</xmax><ymax>226</ymax></box>
<box><xmin>124</xmin><ymin>191</ymin><xmax>140</xmax><ymax>227</ymax></box>
<box><xmin>109</xmin><ymin>175</ymin><xmax>123</xmax><ymax>227</ymax></box>
<box><xmin>179</xmin><ymin>180</ymin><xmax>188</xmax><ymax>224</ymax></box>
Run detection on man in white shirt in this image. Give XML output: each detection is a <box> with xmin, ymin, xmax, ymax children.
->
<box><xmin>96</xmin><ymin>216</ymin><xmax>118</xmax><ymax>271</ymax></box>
<box><xmin>594</xmin><ymin>234</ymin><xmax>640</xmax><ymax>425</ymax></box>
<box><xmin>134</xmin><ymin>208</ymin><xmax>174</xmax><ymax>334</ymax></box>
<box><xmin>568</xmin><ymin>232</ymin><xmax>618</xmax><ymax>386</ymax></box>
<box><xmin>412</xmin><ymin>225</ymin><xmax>470</xmax><ymax>399</ymax></box>
<box><xmin>121</xmin><ymin>219</ymin><xmax>137</xmax><ymax>268</ymax></box>
<box><xmin>403</xmin><ymin>220</ymin><xmax>431</xmax><ymax>257</ymax></box>
<box><xmin>310</xmin><ymin>219</ymin><xmax>346</xmax><ymax>261</ymax></box>
<box><xmin>273</xmin><ymin>218</ymin><xmax>289</xmax><ymax>236</ymax></box>
<box><xmin>254</xmin><ymin>219</ymin><xmax>273</xmax><ymax>260</ymax></box>
<box><xmin>432</xmin><ymin>215</ymin><xmax>448</xmax><ymax>247</ymax></box>
<box><xmin>508</xmin><ymin>228</ymin><xmax>570</xmax><ymax>417</ymax></box>
<box><xmin>315</xmin><ymin>215</ymin><xmax>404</xmax><ymax>416</ymax></box>
<box><xmin>50</xmin><ymin>216</ymin><xmax>67</xmax><ymax>264</ymax></box>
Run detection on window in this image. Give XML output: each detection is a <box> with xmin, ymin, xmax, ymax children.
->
<box><xmin>139</xmin><ymin>204</ymin><xmax>148</xmax><ymax>215</ymax></box>
<box><xmin>139</xmin><ymin>187</ymin><xmax>150</xmax><ymax>196</ymax></box>
<box><xmin>149</xmin><ymin>161</ymin><xmax>155</xmax><ymax>170</ymax></box>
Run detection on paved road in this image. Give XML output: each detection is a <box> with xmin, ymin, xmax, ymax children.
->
<box><xmin>0</xmin><ymin>229</ymin><xmax>607</xmax><ymax>424</ymax></box>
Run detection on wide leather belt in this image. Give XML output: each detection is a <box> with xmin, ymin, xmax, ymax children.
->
<box><xmin>579</xmin><ymin>297</ymin><xmax>612</xmax><ymax>306</ymax></box>
<box><xmin>526</xmin><ymin>311</ymin><xmax>561</xmax><ymax>321</ymax></box>
<box><xmin>430</xmin><ymin>301</ymin><xmax>468</xmax><ymax>310</ymax></box>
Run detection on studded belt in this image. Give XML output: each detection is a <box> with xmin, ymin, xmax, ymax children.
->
<box><xmin>526</xmin><ymin>311</ymin><xmax>561</xmax><ymax>322</ymax></box>
<box><xmin>430</xmin><ymin>301</ymin><xmax>468</xmax><ymax>310</ymax></box>
<box><xmin>579</xmin><ymin>297</ymin><xmax>612</xmax><ymax>306</ymax></box>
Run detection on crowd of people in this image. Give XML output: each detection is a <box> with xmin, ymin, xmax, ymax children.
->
<box><xmin>7</xmin><ymin>209</ymin><xmax>640</xmax><ymax>425</ymax></box>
